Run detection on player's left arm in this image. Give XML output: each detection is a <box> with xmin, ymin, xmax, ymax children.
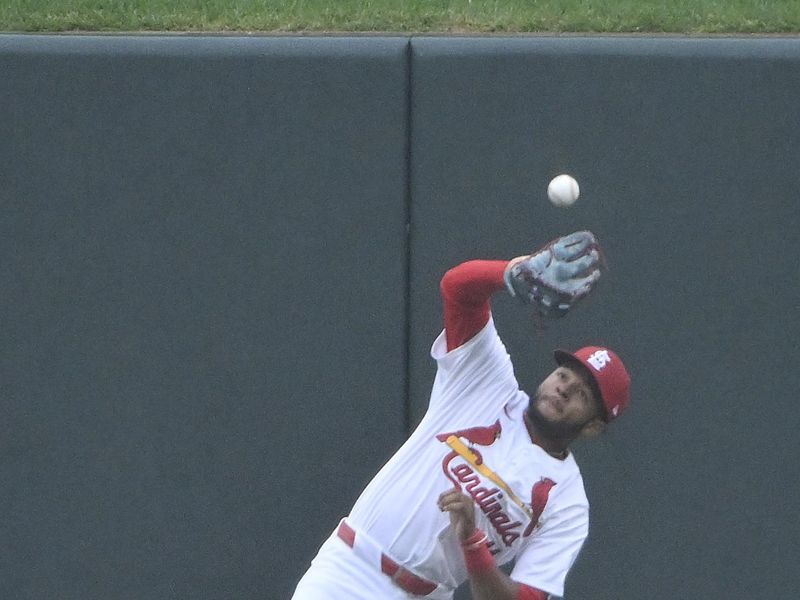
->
<box><xmin>438</xmin><ymin>489</ymin><xmax>550</xmax><ymax>600</ymax></box>
<box><xmin>440</xmin><ymin>231</ymin><xmax>603</xmax><ymax>352</ymax></box>
<box><xmin>440</xmin><ymin>260</ymin><xmax>508</xmax><ymax>351</ymax></box>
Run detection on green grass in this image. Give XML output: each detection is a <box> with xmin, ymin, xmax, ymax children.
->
<box><xmin>1</xmin><ymin>0</ymin><xmax>799</xmax><ymax>33</ymax></box>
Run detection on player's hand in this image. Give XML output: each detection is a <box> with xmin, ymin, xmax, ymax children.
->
<box><xmin>503</xmin><ymin>230</ymin><xmax>603</xmax><ymax>318</ymax></box>
<box><xmin>437</xmin><ymin>488</ymin><xmax>476</xmax><ymax>542</ymax></box>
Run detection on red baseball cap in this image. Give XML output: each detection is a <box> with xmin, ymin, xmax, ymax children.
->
<box><xmin>554</xmin><ymin>346</ymin><xmax>630</xmax><ymax>422</ymax></box>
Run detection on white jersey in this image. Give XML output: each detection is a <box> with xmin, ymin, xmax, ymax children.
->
<box><xmin>347</xmin><ymin>316</ymin><xmax>590</xmax><ymax>598</ymax></box>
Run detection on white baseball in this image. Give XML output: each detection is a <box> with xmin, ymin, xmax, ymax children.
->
<box><xmin>547</xmin><ymin>174</ymin><xmax>580</xmax><ymax>207</ymax></box>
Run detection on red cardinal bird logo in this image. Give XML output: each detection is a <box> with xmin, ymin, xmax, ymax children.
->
<box><xmin>523</xmin><ymin>478</ymin><xmax>557</xmax><ymax>536</ymax></box>
<box><xmin>435</xmin><ymin>419</ymin><xmax>502</xmax><ymax>447</ymax></box>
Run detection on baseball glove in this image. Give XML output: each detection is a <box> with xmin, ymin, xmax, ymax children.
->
<box><xmin>503</xmin><ymin>230</ymin><xmax>604</xmax><ymax>318</ymax></box>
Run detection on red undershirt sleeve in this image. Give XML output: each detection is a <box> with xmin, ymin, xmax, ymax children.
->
<box><xmin>439</xmin><ymin>260</ymin><xmax>509</xmax><ymax>351</ymax></box>
<box><xmin>515</xmin><ymin>582</ymin><xmax>549</xmax><ymax>600</ymax></box>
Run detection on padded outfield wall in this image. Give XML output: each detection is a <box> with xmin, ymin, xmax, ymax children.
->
<box><xmin>1</xmin><ymin>35</ymin><xmax>798</xmax><ymax>600</ymax></box>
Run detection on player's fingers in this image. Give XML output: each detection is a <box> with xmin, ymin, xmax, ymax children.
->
<box><xmin>439</xmin><ymin>501</ymin><xmax>463</xmax><ymax>514</ymax></box>
<box><xmin>438</xmin><ymin>494</ymin><xmax>468</xmax><ymax>510</ymax></box>
<box><xmin>439</xmin><ymin>501</ymin><xmax>461</xmax><ymax>513</ymax></box>
<box><xmin>437</xmin><ymin>488</ymin><xmax>460</xmax><ymax>501</ymax></box>
<box><xmin>438</xmin><ymin>490</ymin><xmax>473</xmax><ymax>512</ymax></box>
<box><xmin>437</xmin><ymin>488</ymin><xmax>463</xmax><ymax>509</ymax></box>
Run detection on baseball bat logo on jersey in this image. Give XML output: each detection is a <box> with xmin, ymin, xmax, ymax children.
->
<box><xmin>436</xmin><ymin>421</ymin><xmax>557</xmax><ymax>549</ymax></box>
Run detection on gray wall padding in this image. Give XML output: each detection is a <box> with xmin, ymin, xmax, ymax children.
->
<box><xmin>0</xmin><ymin>35</ymin><xmax>409</xmax><ymax>600</ymax></box>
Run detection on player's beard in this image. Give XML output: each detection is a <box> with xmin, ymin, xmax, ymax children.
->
<box><xmin>526</xmin><ymin>391</ymin><xmax>593</xmax><ymax>441</ymax></box>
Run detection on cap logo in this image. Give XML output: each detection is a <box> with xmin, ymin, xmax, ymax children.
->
<box><xmin>586</xmin><ymin>349</ymin><xmax>611</xmax><ymax>371</ymax></box>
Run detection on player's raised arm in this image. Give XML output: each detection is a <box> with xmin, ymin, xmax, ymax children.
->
<box><xmin>440</xmin><ymin>231</ymin><xmax>604</xmax><ymax>351</ymax></box>
<box><xmin>440</xmin><ymin>260</ymin><xmax>508</xmax><ymax>351</ymax></box>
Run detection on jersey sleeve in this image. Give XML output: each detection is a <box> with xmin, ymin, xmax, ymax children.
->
<box><xmin>427</xmin><ymin>314</ymin><xmax>523</xmax><ymax>420</ymax></box>
<box><xmin>509</xmin><ymin>501</ymin><xmax>589</xmax><ymax>598</ymax></box>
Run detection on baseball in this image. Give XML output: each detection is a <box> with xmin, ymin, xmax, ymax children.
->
<box><xmin>547</xmin><ymin>174</ymin><xmax>580</xmax><ymax>207</ymax></box>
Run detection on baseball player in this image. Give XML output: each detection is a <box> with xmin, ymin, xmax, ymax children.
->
<box><xmin>291</xmin><ymin>230</ymin><xmax>631</xmax><ymax>600</ymax></box>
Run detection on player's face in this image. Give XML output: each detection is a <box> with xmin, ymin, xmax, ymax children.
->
<box><xmin>528</xmin><ymin>366</ymin><xmax>602</xmax><ymax>438</ymax></box>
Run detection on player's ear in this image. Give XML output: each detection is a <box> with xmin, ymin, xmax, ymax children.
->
<box><xmin>580</xmin><ymin>418</ymin><xmax>607</xmax><ymax>438</ymax></box>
